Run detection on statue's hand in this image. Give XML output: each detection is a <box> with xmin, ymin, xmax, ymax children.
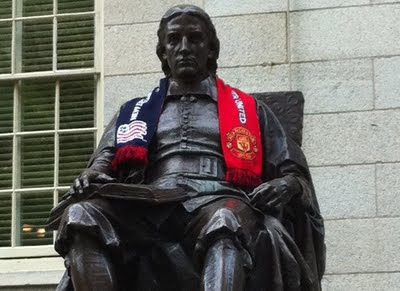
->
<box><xmin>249</xmin><ymin>176</ymin><xmax>300</xmax><ymax>212</ymax></box>
<box><xmin>71</xmin><ymin>169</ymin><xmax>116</xmax><ymax>197</ymax></box>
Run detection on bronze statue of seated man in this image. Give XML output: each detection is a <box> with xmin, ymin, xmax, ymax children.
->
<box><xmin>48</xmin><ymin>5</ymin><xmax>325</xmax><ymax>291</ymax></box>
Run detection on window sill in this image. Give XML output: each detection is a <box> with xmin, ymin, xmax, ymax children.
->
<box><xmin>0</xmin><ymin>245</ymin><xmax>58</xmax><ymax>259</ymax></box>
<box><xmin>0</xmin><ymin>256</ymin><xmax>64</xmax><ymax>287</ymax></box>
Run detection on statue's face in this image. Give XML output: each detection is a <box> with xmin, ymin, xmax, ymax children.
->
<box><xmin>162</xmin><ymin>14</ymin><xmax>210</xmax><ymax>83</ymax></box>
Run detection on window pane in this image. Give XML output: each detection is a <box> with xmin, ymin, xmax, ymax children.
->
<box><xmin>21</xmin><ymin>18</ymin><xmax>53</xmax><ymax>72</ymax></box>
<box><xmin>0</xmin><ymin>193</ymin><xmax>12</xmax><ymax>247</ymax></box>
<box><xmin>0</xmin><ymin>0</ymin><xmax>12</xmax><ymax>19</ymax></box>
<box><xmin>57</xmin><ymin>15</ymin><xmax>94</xmax><ymax>70</ymax></box>
<box><xmin>18</xmin><ymin>191</ymin><xmax>53</xmax><ymax>246</ymax></box>
<box><xmin>0</xmin><ymin>81</ymin><xmax>13</xmax><ymax>133</ymax></box>
<box><xmin>23</xmin><ymin>0</ymin><xmax>53</xmax><ymax>17</ymax></box>
<box><xmin>58</xmin><ymin>0</ymin><xmax>94</xmax><ymax>14</ymax></box>
<box><xmin>21</xmin><ymin>135</ymin><xmax>54</xmax><ymax>188</ymax></box>
<box><xmin>0</xmin><ymin>137</ymin><xmax>12</xmax><ymax>190</ymax></box>
<box><xmin>21</xmin><ymin>79</ymin><xmax>55</xmax><ymax>131</ymax></box>
<box><xmin>59</xmin><ymin>132</ymin><xmax>94</xmax><ymax>186</ymax></box>
<box><xmin>60</xmin><ymin>76</ymin><xmax>94</xmax><ymax>129</ymax></box>
<box><xmin>0</xmin><ymin>21</ymin><xmax>12</xmax><ymax>74</ymax></box>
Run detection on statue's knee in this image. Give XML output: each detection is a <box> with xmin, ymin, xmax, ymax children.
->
<box><xmin>60</xmin><ymin>202</ymin><xmax>104</xmax><ymax>252</ymax></box>
<box><xmin>62</xmin><ymin>200</ymin><xmax>104</xmax><ymax>229</ymax></box>
<box><xmin>66</xmin><ymin>201</ymin><xmax>92</xmax><ymax>218</ymax></box>
<box><xmin>194</xmin><ymin>207</ymin><xmax>252</xmax><ymax>266</ymax></box>
<box><xmin>199</xmin><ymin>208</ymin><xmax>241</xmax><ymax>242</ymax></box>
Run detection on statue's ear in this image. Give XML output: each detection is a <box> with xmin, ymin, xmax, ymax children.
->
<box><xmin>208</xmin><ymin>50</ymin><xmax>215</xmax><ymax>60</ymax></box>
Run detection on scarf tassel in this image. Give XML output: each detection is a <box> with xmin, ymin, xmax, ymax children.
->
<box><xmin>112</xmin><ymin>145</ymin><xmax>148</xmax><ymax>171</ymax></box>
<box><xmin>225</xmin><ymin>168</ymin><xmax>262</xmax><ymax>188</ymax></box>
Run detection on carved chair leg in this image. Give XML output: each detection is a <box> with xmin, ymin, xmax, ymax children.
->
<box><xmin>67</xmin><ymin>233</ymin><xmax>118</xmax><ymax>291</ymax></box>
<box><xmin>201</xmin><ymin>238</ymin><xmax>245</xmax><ymax>291</ymax></box>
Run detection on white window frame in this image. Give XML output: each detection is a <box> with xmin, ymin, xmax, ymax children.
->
<box><xmin>0</xmin><ymin>0</ymin><xmax>104</xmax><ymax>259</ymax></box>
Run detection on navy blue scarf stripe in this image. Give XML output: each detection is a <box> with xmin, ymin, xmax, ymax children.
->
<box><xmin>115</xmin><ymin>78</ymin><xmax>168</xmax><ymax>149</ymax></box>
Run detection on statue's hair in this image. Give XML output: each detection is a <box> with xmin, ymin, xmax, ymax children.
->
<box><xmin>156</xmin><ymin>5</ymin><xmax>220</xmax><ymax>77</ymax></box>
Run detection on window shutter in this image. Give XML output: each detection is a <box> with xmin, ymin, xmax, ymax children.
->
<box><xmin>22</xmin><ymin>18</ymin><xmax>53</xmax><ymax>73</ymax></box>
<box><xmin>0</xmin><ymin>21</ymin><xmax>12</xmax><ymax>74</ymax></box>
<box><xmin>21</xmin><ymin>79</ymin><xmax>55</xmax><ymax>132</ymax></box>
<box><xmin>21</xmin><ymin>135</ymin><xmax>55</xmax><ymax>188</ymax></box>
<box><xmin>0</xmin><ymin>0</ymin><xmax>12</xmax><ymax>19</ymax></box>
<box><xmin>0</xmin><ymin>81</ymin><xmax>13</xmax><ymax>134</ymax></box>
<box><xmin>60</xmin><ymin>76</ymin><xmax>94</xmax><ymax>129</ymax></box>
<box><xmin>58</xmin><ymin>0</ymin><xmax>94</xmax><ymax>13</ymax></box>
<box><xmin>59</xmin><ymin>132</ymin><xmax>94</xmax><ymax>186</ymax></box>
<box><xmin>23</xmin><ymin>0</ymin><xmax>53</xmax><ymax>17</ymax></box>
<box><xmin>19</xmin><ymin>191</ymin><xmax>53</xmax><ymax>246</ymax></box>
<box><xmin>0</xmin><ymin>194</ymin><xmax>12</xmax><ymax>247</ymax></box>
<box><xmin>58</xmin><ymin>15</ymin><xmax>94</xmax><ymax>70</ymax></box>
<box><xmin>0</xmin><ymin>137</ymin><xmax>12</xmax><ymax>190</ymax></box>
<box><xmin>0</xmin><ymin>82</ymin><xmax>13</xmax><ymax>191</ymax></box>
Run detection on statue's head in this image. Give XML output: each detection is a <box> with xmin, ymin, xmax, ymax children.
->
<box><xmin>156</xmin><ymin>5</ymin><xmax>220</xmax><ymax>82</ymax></box>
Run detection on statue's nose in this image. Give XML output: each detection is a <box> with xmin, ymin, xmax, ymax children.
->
<box><xmin>179</xmin><ymin>37</ymin><xmax>190</xmax><ymax>53</ymax></box>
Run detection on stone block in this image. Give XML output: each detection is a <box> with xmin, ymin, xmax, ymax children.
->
<box><xmin>213</xmin><ymin>13</ymin><xmax>287</xmax><ymax>67</ymax></box>
<box><xmin>290</xmin><ymin>5</ymin><xmax>400</xmax><ymax>62</ymax></box>
<box><xmin>205</xmin><ymin>0</ymin><xmax>287</xmax><ymax>16</ymax></box>
<box><xmin>311</xmin><ymin>165</ymin><xmax>376</xmax><ymax>219</ymax></box>
<box><xmin>303</xmin><ymin>109</ymin><xmax>400</xmax><ymax>166</ymax></box>
<box><xmin>374</xmin><ymin>56</ymin><xmax>400</xmax><ymax>109</ymax></box>
<box><xmin>104</xmin><ymin>23</ymin><xmax>160</xmax><ymax>76</ymax></box>
<box><xmin>105</xmin><ymin>0</ymin><xmax>203</xmax><ymax>25</ymax></box>
<box><xmin>290</xmin><ymin>0</ymin><xmax>369</xmax><ymax>10</ymax></box>
<box><xmin>291</xmin><ymin>60</ymin><xmax>374</xmax><ymax>114</ymax></box>
<box><xmin>322</xmin><ymin>273</ymin><xmax>400</xmax><ymax>291</ymax></box>
<box><xmin>325</xmin><ymin>218</ymin><xmax>400</xmax><ymax>273</ymax></box>
<box><xmin>0</xmin><ymin>257</ymin><xmax>64</xmax><ymax>273</ymax></box>
<box><xmin>1</xmin><ymin>286</ymin><xmax>57</xmax><ymax>291</ymax></box>
<box><xmin>104</xmin><ymin>73</ymin><xmax>164</xmax><ymax>126</ymax></box>
<box><xmin>372</xmin><ymin>0</ymin><xmax>400</xmax><ymax>3</ymax></box>
<box><xmin>218</xmin><ymin>64</ymin><xmax>289</xmax><ymax>93</ymax></box>
<box><xmin>376</xmin><ymin>163</ymin><xmax>400</xmax><ymax>217</ymax></box>
<box><xmin>0</xmin><ymin>271</ymin><xmax>63</xmax><ymax>286</ymax></box>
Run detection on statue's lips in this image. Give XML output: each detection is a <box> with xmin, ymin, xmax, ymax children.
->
<box><xmin>177</xmin><ymin>58</ymin><xmax>197</xmax><ymax>66</ymax></box>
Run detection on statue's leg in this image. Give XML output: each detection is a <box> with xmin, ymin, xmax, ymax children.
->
<box><xmin>201</xmin><ymin>238</ymin><xmax>245</xmax><ymax>291</ymax></box>
<box><xmin>56</xmin><ymin>198</ymin><xmax>179</xmax><ymax>290</ymax></box>
<box><xmin>184</xmin><ymin>198</ymin><xmax>259</xmax><ymax>291</ymax></box>
<box><xmin>67</xmin><ymin>232</ymin><xmax>118</xmax><ymax>291</ymax></box>
<box><xmin>55</xmin><ymin>199</ymin><xmax>123</xmax><ymax>291</ymax></box>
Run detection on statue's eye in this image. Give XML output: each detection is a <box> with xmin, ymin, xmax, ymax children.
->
<box><xmin>189</xmin><ymin>32</ymin><xmax>203</xmax><ymax>43</ymax></box>
<box><xmin>167</xmin><ymin>34</ymin><xmax>179</xmax><ymax>44</ymax></box>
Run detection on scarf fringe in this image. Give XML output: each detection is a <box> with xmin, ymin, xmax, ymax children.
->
<box><xmin>225</xmin><ymin>168</ymin><xmax>262</xmax><ymax>188</ymax></box>
<box><xmin>112</xmin><ymin>145</ymin><xmax>148</xmax><ymax>171</ymax></box>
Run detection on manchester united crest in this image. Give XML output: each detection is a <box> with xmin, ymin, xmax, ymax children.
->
<box><xmin>226</xmin><ymin>127</ymin><xmax>258</xmax><ymax>160</ymax></box>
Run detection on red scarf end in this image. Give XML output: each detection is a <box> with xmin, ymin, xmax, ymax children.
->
<box><xmin>112</xmin><ymin>145</ymin><xmax>148</xmax><ymax>171</ymax></box>
<box><xmin>225</xmin><ymin>169</ymin><xmax>262</xmax><ymax>188</ymax></box>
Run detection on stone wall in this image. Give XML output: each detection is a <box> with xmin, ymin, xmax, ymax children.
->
<box><xmin>102</xmin><ymin>1</ymin><xmax>400</xmax><ymax>290</ymax></box>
